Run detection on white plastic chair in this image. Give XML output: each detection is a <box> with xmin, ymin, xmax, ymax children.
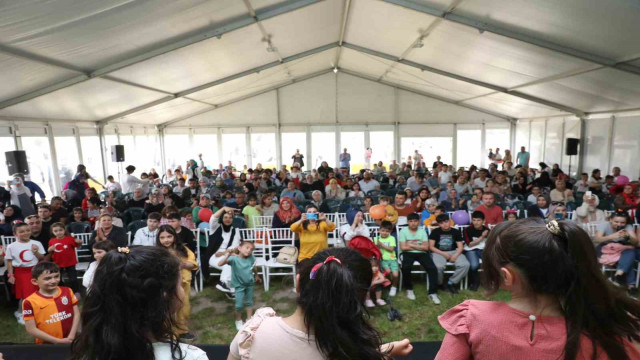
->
<box><xmin>325</xmin><ymin>212</ymin><xmax>342</xmax><ymax>247</ymax></box>
<box><xmin>252</xmin><ymin>216</ymin><xmax>273</xmax><ymax>228</ymax></box>
<box><xmin>1</xmin><ymin>235</ymin><xmax>16</xmax><ymax>248</ymax></box>
<box><xmin>190</xmin><ymin>228</ymin><xmax>209</xmax><ymax>293</ymax></box>
<box><xmin>263</xmin><ymin>228</ymin><xmax>297</xmax><ymax>291</ymax></box>
<box><xmin>72</xmin><ymin>233</ymin><xmax>93</xmax><ymax>276</ymax></box>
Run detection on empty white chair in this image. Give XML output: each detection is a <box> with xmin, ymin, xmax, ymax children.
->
<box><xmin>263</xmin><ymin>228</ymin><xmax>297</xmax><ymax>291</ymax></box>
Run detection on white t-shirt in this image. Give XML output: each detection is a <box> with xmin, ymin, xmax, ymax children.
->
<box><xmin>153</xmin><ymin>342</ymin><xmax>208</xmax><ymax>360</ymax></box>
<box><xmin>132</xmin><ymin>227</ymin><xmax>159</xmax><ymax>246</ymax></box>
<box><xmin>473</xmin><ymin>178</ymin><xmax>487</xmax><ymax>189</ymax></box>
<box><xmin>358</xmin><ymin>179</ymin><xmax>380</xmax><ymax>193</ymax></box>
<box><xmin>230</xmin><ymin>316</ymin><xmax>323</xmax><ymax>360</ymax></box>
<box><xmin>106</xmin><ymin>181</ymin><xmax>122</xmax><ymax>192</ymax></box>
<box><xmin>438</xmin><ymin>171</ymin><xmax>452</xmax><ymax>184</ymax></box>
<box><xmin>83</xmin><ymin>261</ymin><xmax>98</xmax><ymax>290</ymax></box>
<box><xmin>5</xmin><ymin>240</ymin><xmax>45</xmax><ymax>267</ymax></box>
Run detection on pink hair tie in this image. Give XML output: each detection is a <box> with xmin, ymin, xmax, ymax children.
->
<box><xmin>310</xmin><ymin>255</ymin><xmax>342</xmax><ymax>279</ymax></box>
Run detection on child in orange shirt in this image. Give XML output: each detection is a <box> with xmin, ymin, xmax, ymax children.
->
<box><xmin>23</xmin><ymin>262</ymin><xmax>80</xmax><ymax>344</ymax></box>
<box><xmin>47</xmin><ymin>223</ymin><xmax>82</xmax><ymax>293</ymax></box>
<box><xmin>424</xmin><ymin>205</ymin><xmax>455</xmax><ymax>228</ymax></box>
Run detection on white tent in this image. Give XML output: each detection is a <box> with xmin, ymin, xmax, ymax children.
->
<box><xmin>1</xmin><ymin>0</ymin><xmax>640</xmax><ymax>196</ymax></box>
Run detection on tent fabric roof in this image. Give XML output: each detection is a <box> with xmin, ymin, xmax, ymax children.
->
<box><xmin>1</xmin><ymin>0</ymin><xmax>640</xmax><ymax>125</ymax></box>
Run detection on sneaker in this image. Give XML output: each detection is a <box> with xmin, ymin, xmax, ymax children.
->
<box><xmin>17</xmin><ymin>314</ymin><xmax>25</xmax><ymax>325</ymax></box>
<box><xmin>614</xmin><ymin>274</ymin><xmax>626</xmax><ymax>287</ymax></box>
<box><xmin>389</xmin><ymin>286</ymin><xmax>397</xmax><ymax>297</ymax></box>
<box><xmin>447</xmin><ymin>283</ymin><xmax>459</xmax><ymax>294</ymax></box>
<box><xmin>406</xmin><ymin>290</ymin><xmax>416</xmax><ymax>300</ymax></box>
<box><xmin>235</xmin><ymin>320</ymin><xmax>244</xmax><ymax>331</ymax></box>
<box><xmin>216</xmin><ymin>281</ymin><xmax>232</xmax><ymax>293</ymax></box>
<box><xmin>469</xmin><ymin>283</ymin><xmax>479</xmax><ymax>292</ymax></box>
<box><xmin>224</xmin><ymin>292</ymin><xmax>236</xmax><ymax>300</ymax></box>
<box><xmin>365</xmin><ymin>299</ymin><xmax>375</xmax><ymax>308</ymax></box>
<box><xmin>14</xmin><ymin>310</ymin><xmax>21</xmax><ymax>319</ymax></box>
<box><xmin>179</xmin><ymin>333</ymin><xmax>196</xmax><ymax>342</ymax></box>
<box><xmin>376</xmin><ymin>299</ymin><xmax>387</xmax><ymax>306</ymax></box>
<box><xmin>429</xmin><ymin>293</ymin><xmax>441</xmax><ymax>305</ymax></box>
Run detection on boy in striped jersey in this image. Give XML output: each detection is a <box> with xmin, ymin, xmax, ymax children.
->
<box><xmin>22</xmin><ymin>262</ymin><xmax>79</xmax><ymax>344</ymax></box>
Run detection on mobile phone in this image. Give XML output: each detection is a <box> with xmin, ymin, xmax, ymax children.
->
<box><xmin>306</xmin><ymin>213</ymin><xmax>318</xmax><ymax>220</ymax></box>
<box><xmin>555</xmin><ymin>213</ymin><xmax>563</xmax><ymax>220</ymax></box>
<box><xmin>585</xmin><ymin>191</ymin><xmax>592</xmax><ymax>198</ymax></box>
<box><xmin>10</xmin><ymin>180</ymin><xmax>18</xmax><ymax>185</ymax></box>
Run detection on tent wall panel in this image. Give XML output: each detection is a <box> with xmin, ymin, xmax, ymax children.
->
<box><xmin>583</xmin><ymin>118</ymin><xmax>612</xmax><ymax>175</ymax></box>
<box><xmin>398</xmin><ymin>90</ymin><xmax>503</xmax><ymax>124</ymax></box>
<box><xmin>176</xmin><ymin>91</ymin><xmax>277</xmax><ymax>127</ymax></box>
<box><xmin>279</xmin><ymin>73</ymin><xmax>336</xmax><ymax>124</ymax></box>
<box><xmin>337</xmin><ymin>73</ymin><xmax>394</xmax><ymax>124</ymax></box>
<box><xmin>544</xmin><ymin>119</ymin><xmax>563</xmax><ymax>168</ymax></box>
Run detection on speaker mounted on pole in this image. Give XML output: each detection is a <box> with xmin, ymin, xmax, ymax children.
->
<box><xmin>5</xmin><ymin>150</ymin><xmax>29</xmax><ymax>176</ymax></box>
<box><xmin>111</xmin><ymin>145</ymin><xmax>125</xmax><ymax>162</ymax></box>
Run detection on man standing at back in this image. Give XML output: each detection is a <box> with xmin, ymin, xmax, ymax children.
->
<box><xmin>516</xmin><ymin>146</ymin><xmax>530</xmax><ymax>168</ymax></box>
<box><xmin>121</xmin><ymin>165</ymin><xmax>148</xmax><ymax>194</ymax></box>
<box><xmin>475</xmin><ymin>192</ymin><xmax>503</xmax><ymax>226</ymax></box>
<box><xmin>339</xmin><ymin>148</ymin><xmax>351</xmax><ymax>174</ymax></box>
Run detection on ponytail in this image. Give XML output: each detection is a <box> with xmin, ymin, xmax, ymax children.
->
<box><xmin>483</xmin><ymin>219</ymin><xmax>640</xmax><ymax>360</ymax></box>
<box><xmin>71</xmin><ymin>247</ymin><xmax>183</xmax><ymax>360</ymax></box>
<box><xmin>558</xmin><ymin>221</ymin><xmax>640</xmax><ymax>360</ymax></box>
<box><xmin>298</xmin><ymin>248</ymin><xmax>386</xmax><ymax>360</ymax></box>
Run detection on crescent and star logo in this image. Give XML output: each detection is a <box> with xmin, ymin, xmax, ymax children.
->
<box><xmin>19</xmin><ymin>249</ymin><xmax>34</xmax><ymax>263</ymax></box>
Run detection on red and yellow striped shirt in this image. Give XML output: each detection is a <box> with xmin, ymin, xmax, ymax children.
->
<box><xmin>22</xmin><ymin>287</ymin><xmax>78</xmax><ymax>344</ymax></box>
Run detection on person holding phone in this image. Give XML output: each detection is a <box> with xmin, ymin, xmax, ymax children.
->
<box><xmin>594</xmin><ymin>211</ymin><xmax>638</xmax><ymax>294</ymax></box>
<box><xmin>290</xmin><ymin>204</ymin><xmax>336</xmax><ymax>262</ymax></box>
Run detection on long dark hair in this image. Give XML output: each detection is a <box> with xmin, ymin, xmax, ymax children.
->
<box><xmin>297</xmin><ymin>247</ymin><xmax>386</xmax><ymax>360</ymax></box>
<box><xmin>71</xmin><ymin>247</ymin><xmax>183</xmax><ymax>360</ymax></box>
<box><xmin>156</xmin><ymin>224</ymin><xmax>188</xmax><ymax>258</ymax></box>
<box><xmin>301</xmin><ymin>204</ymin><xmax>319</xmax><ymax>231</ymax></box>
<box><xmin>482</xmin><ymin>219</ymin><xmax>640</xmax><ymax>360</ymax></box>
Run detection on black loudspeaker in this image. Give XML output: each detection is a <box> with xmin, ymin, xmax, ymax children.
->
<box><xmin>565</xmin><ymin>138</ymin><xmax>579</xmax><ymax>156</ymax></box>
<box><xmin>111</xmin><ymin>145</ymin><xmax>125</xmax><ymax>162</ymax></box>
<box><xmin>6</xmin><ymin>150</ymin><xmax>29</xmax><ymax>176</ymax></box>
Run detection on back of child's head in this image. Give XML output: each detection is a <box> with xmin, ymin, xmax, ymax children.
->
<box><xmin>406</xmin><ymin>212</ymin><xmax>420</xmax><ymax>222</ymax></box>
<box><xmin>471</xmin><ymin>211</ymin><xmax>485</xmax><ymax>221</ymax></box>
<box><xmin>92</xmin><ymin>240</ymin><xmax>116</xmax><ymax>252</ymax></box>
<box><xmin>147</xmin><ymin>212</ymin><xmax>161</xmax><ymax>221</ymax></box>
<box><xmin>379</xmin><ymin>220</ymin><xmax>393</xmax><ymax>232</ymax></box>
<box><xmin>297</xmin><ymin>247</ymin><xmax>384</xmax><ymax>360</ymax></box>
<box><xmin>176</xmin><ymin>208</ymin><xmax>190</xmax><ymax>218</ymax></box>
<box><xmin>435</xmin><ymin>214</ymin><xmax>450</xmax><ymax>224</ymax></box>
<box><xmin>88</xmin><ymin>196</ymin><xmax>101</xmax><ymax>206</ymax></box>
<box><xmin>435</xmin><ymin>205</ymin><xmax>445</xmax><ymax>213</ymax></box>
<box><xmin>483</xmin><ymin>218</ymin><xmax>640</xmax><ymax>360</ymax></box>
<box><xmin>32</xmin><ymin>261</ymin><xmax>59</xmax><ymax>279</ymax></box>
<box><xmin>71</xmin><ymin>246</ymin><xmax>183</xmax><ymax>360</ymax></box>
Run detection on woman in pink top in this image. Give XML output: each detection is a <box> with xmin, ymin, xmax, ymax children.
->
<box><xmin>436</xmin><ymin>218</ymin><xmax>640</xmax><ymax>360</ymax></box>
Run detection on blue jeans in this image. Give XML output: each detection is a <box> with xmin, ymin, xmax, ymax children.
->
<box><xmin>464</xmin><ymin>249</ymin><xmax>483</xmax><ymax>285</ymax></box>
<box><xmin>617</xmin><ymin>248</ymin><xmax>640</xmax><ymax>286</ymax></box>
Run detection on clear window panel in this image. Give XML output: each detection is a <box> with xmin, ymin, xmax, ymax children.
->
<box><xmin>311</xmin><ymin>132</ymin><xmax>335</xmax><ymax>169</ymax></box>
<box><xmin>222</xmin><ymin>133</ymin><xmax>247</xmax><ymax>170</ymax></box>
<box><xmin>251</xmin><ymin>133</ymin><xmax>276</xmax><ymax>170</ymax></box>
<box><xmin>134</xmin><ymin>134</ymin><xmax>161</xmax><ymax>173</ymax></box>
<box><xmin>281</xmin><ymin>132</ymin><xmax>306</xmax><ymax>170</ymax></box>
<box><xmin>104</xmin><ymin>135</ymin><xmax>121</xmax><ymax>180</ymax></box>
<box><xmin>456</xmin><ymin>130</ymin><xmax>482</xmax><ymax>169</ymax></box>
<box><xmin>401</xmin><ymin>137</ymin><xmax>453</xmax><ymax>167</ymax></box>
<box><xmin>529</xmin><ymin>122</ymin><xmax>545</xmax><ymax>167</ymax></box>
<box><xmin>340</xmin><ymin>131</ymin><xmax>365</xmax><ymax>173</ymax></box>
<box><xmin>164</xmin><ymin>134</ymin><xmax>190</xmax><ymax>172</ymax></box>
<box><xmin>369</xmin><ymin>131</ymin><xmax>394</xmax><ymax>167</ymax></box>
<box><xmin>54</xmin><ymin>136</ymin><xmax>80</xmax><ymax>189</ymax></box>
<box><xmin>80</xmin><ymin>135</ymin><xmax>104</xmax><ymax>184</ymax></box>
<box><xmin>485</xmin><ymin>128</ymin><xmax>511</xmax><ymax>166</ymax></box>
<box><xmin>0</xmin><ymin>137</ymin><xmax>16</xmax><ymax>184</ymax></box>
<box><xmin>21</xmin><ymin>137</ymin><xmax>55</xmax><ymax>198</ymax></box>
<box><xmin>193</xmin><ymin>134</ymin><xmax>218</xmax><ymax>170</ymax></box>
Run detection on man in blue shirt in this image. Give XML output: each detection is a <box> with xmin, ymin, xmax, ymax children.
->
<box><xmin>279</xmin><ymin>181</ymin><xmax>304</xmax><ymax>203</ymax></box>
<box><xmin>339</xmin><ymin>148</ymin><xmax>351</xmax><ymax>170</ymax></box>
<box><xmin>516</xmin><ymin>146</ymin><xmax>530</xmax><ymax>168</ymax></box>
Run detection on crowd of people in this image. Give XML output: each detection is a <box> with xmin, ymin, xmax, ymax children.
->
<box><xmin>0</xmin><ymin>146</ymin><xmax>639</xmax><ymax>359</ymax></box>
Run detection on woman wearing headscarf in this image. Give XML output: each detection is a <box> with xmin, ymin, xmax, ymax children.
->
<box><xmin>339</xmin><ymin>209</ymin><xmax>370</xmax><ymax>243</ymax></box>
<box><xmin>310</xmin><ymin>190</ymin><xmax>331</xmax><ymax>213</ymax></box>
<box><xmin>271</xmin><ymin>197</ymin><xmax>301</xmax><ymax>229</ymax></box>
<box><xmin>127</xmin><ymin>188</ymin><xmax>147</xmax><ymax>208</ymax></box>
<box><xmin>527</xmin><ymin>194</ymin><xmax>551</xmax><ymax>219</ymax></box>
<box><xmin>574</xmin><ymin>193</ymin><xmax>605</xmax><ymax>224</ymax></box>
<box><xmin>0</xmin><ymin>205</ymin><xmax>23</xmax><ymax>235</ymax></box>
<box><xmin>6</xmin><ymin>176</ymin><xmax>35</xmax><ymax>217</ymax></box>
<box><xmin>325</xmin><ymin>179</ymin><xmax>345</xmax><ymax>200</ymax></box>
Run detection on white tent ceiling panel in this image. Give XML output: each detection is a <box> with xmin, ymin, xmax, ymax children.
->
<box><xmin>463</xmin><ymin>92</ymin><xmax>565</xmax><ymax>119</ymax></box>
<box><xmin>384</xmin><ymin>61</ymin><xmax>494</xmax><ymax>101</ymax></box>
<box><xmin>517</xmin><ymin>68</ymin><xmax>640</xmax><ymax>112</ymax></box>
<box><xmin>170</xmin><ymin>91</ymin><xmax>277</xmax><ymax>127</ymax></box>
<box><xmin>187</xmin><ymin>63</ymin><xmax>290</xmax><ymax>105</ymax></box>
<box><xmin>1</xmin><ymin>0</ymin><xmax>262</xmax><ymax>70</ymax></box>
<box><xmin>407</xmin><ymin>0</ymin><xmax>458</xmax><ymax>12</ymax></box>
<box><xmin>112</xmin><ymin>98</ymin><xmax>212</xmax><ymax>125</ymax></box>
<box><xmin>406</xmin><ymin>20</ymin><xmax>595</xmax><ymax>89</ymax></box>
<box><xmin>337</xmin><ymin>73</ymin><xmax>394</xmax><ymax>123</ymax></box>
<box><xmin>397</xmin><ymin>89</ymin><xmax>503</xmax><ymax>123</ymax></box>
<box><xmin>344</xmin><ymin>0</ymin><xmax>437</xmax><ymax>57</ymax></box>
<box><xmin>107</xmin><ymin>24</ymin><xmax>267</xmax><ymax>93</ymax></box>
<box><xmin>286</xmin><ymin>48</ymin><xmax>337</xmax><ymax>77</ymax></box>
<box><xmin>0</xmin><ymin>53</ymin><xmax>79</xmax><ymax>102</ymax></box>
<box><xmin>454</xmin><ymin>0</ymin><xmax>640</xmax><ymax>60</ymax></box>
<box><xmin>259</xmin><ymin>0</ymin><xmax>342</xmax><ymax>58</ymax></box>
<box><xmin>279</xmin><ymin>72</ymin><xmax>336</xmax><ymax>124</ymax></box>
<box><xmin>338</xmin><ymin>48</ymin><xmax>395</xmax><ymax>78</ymax></box>
<box><xmin>0</xmin><ymin>78</ymin><xmax>166</xmax><ymax>121</ymax></box>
